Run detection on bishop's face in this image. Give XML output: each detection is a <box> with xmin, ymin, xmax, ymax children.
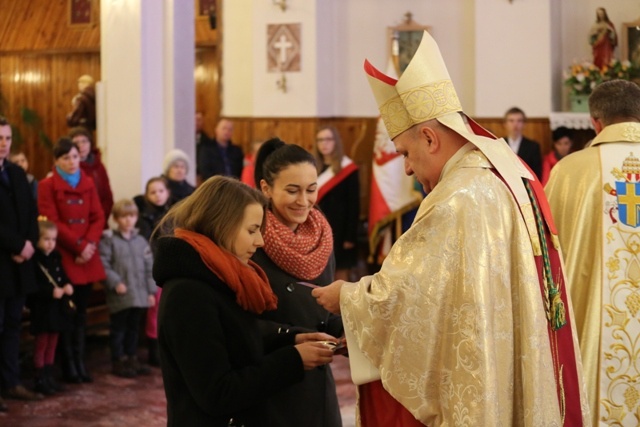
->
<box><xmin>393</xmin><ymin>126</ymin><xmax>440</xmax><ymax>193</ymax></box>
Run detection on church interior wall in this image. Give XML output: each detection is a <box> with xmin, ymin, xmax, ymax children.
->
<box><xmin>1</xmin><ymin>0</ymin><xmax>639</xmax><ymax>185</ymax></box>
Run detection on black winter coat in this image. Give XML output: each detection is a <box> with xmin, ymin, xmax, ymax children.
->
<box><xmin>196</xmin><ymin>139</ymin><xmax>244</xmax><ymax>180</ymax></box>
<box><xmin>317</xmin><ymin>166</ymin><xmax>360</xmax><ymax>270</ymax></box>
<box><xmin>154</xmin><ymin>237</ymin><xmax>305</xmax><ymax>427</ymax></box>
<box><xmin>27</xmin><ymin>250</ymin><xmax>73</xmax><ymax>334</ymax></box>
<box><xmin>163</xmin><ymin>176</ymin><xmax>195</xmax><ymax>205</ymax></box>
<box><xmin>252</xmin><ymin>249</ymin><xmax>343</xmax><ymax>427</ymax></box>
<box><xmin>0</xmin><ymin>161</ymin><xmax>38</xmax><ymax>298</ymax></box>
<box><xmin>133</xmin><ymin>195</ymin><xmax>169</xmax><ymax>240</ymax></box>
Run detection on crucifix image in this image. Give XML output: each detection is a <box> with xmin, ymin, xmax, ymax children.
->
<box><xmin>267</xmin><ymin>23</ymin><xmax>301</xmax><ymax>72</ymax></box>
<box><xmin>274</xmin><ymin>34</ymin><xmax>293</xmax><ymax>67</ymax></box>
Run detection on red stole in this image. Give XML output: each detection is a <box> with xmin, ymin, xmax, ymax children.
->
<box><xmin>359</xmin><ymin>381</ymin><xmax>425</xmax><ymax>426</ymax></box>
<box><xmin>494</xmin><ymin>166</ymin><xmax>583</xmax><ymax>426</ymax></box>
<box><xmin>317</xmin><ymin>158</ymin><xmax>358</xmax><ymax>203</ymax></box>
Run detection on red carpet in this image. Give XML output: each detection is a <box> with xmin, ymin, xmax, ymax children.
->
<box><xmin>0</xmin><ymin>336</ymin><xmax>357</xmax><ymax>426</ymax></box>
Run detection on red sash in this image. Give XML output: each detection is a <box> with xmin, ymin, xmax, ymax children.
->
<box><xmin>317</xmin><ymin>162</ymin><xmax>358</xmax><ymax>203</ymax></box>
<box><xmin>493</xmin><ymin>165</ymin><xmax>583</xmax><ymax>426</ymax></box>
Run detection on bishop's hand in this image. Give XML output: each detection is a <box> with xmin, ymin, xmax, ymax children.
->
<box><xmin>311</xmin><ymin>280</ymin><xmax>344</xmax><ymax>314</ymax></box>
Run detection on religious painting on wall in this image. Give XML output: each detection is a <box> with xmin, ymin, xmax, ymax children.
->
<box><xmin>198</xmin><ymin>0</ymin><xmax>216</xmax><ymax>16</ymax></box>
<box><xmin>197</xmin><ymin>0</ymin><xmax>217</xmax><ymax>29</ymax></box>
<box><xmin>622</xmin><ymin>19</ymin><xmax>640</xmax><ymax>67</ymax></box>
<box><xmin>69</xmin><ymin>0</ymin><xmax>94</xmax><ymax>27</ymax></box>
<box><xmin>267</xmin><ymin>24</ymin><xmax>301</xmax><ymax>73</ymax></box>
<box><xmin>387</xmin><ymin>13</ymin><xmax>430</xmax><ymax>76</ymax></box>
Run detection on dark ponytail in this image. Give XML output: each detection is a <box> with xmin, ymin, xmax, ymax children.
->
<box><xmin>254</xmin><ymin>138</ymin><xmax>316</xmax><ymax>187</ymax></box>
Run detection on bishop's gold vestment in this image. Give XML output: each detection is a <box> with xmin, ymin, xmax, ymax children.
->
<box><xmin>342</xmin><ymin>146</ymin><xmax>587</xmax><ymax>426</ymax></box>
<box><xmin>546</xmin><ymin>122</ymin><xmax>640</xmax><ymax>426</ymax></box>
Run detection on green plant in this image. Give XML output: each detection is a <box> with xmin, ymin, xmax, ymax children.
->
<box><xmin>21</xmin><ymin>107</ymin><xmax>52</xmax><ymax>151</ymax></box>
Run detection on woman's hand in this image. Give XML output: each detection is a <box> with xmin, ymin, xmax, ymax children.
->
<box><xmin>295</xmin><ymin>332</ymin><xmax>338</xmax><ymax>345</ymax></box>
<box><xmin>53</xmin><ymin>287</ymin><xmax>65</xmax><ymax>299</ymax></box>
<box><xmin>80</xmin><ymin>242</ymin><xmax>96</xmax><ymax>261</ymax></box>
<box><xmin>294</xmin><ymin>342</ymin><xmax>335</xmax><ymax>370</ymax></box>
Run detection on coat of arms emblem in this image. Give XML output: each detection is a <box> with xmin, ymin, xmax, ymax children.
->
<box><xmin>604</xmin><ymin>152</ymin><xmax>640</xmax><ymax>228</ymax></box>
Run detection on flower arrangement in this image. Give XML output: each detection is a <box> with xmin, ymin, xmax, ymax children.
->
<box><xmin>564</xmin><ymin>59</ymin><xmax>640</xmax><ymax>96</ymax></box>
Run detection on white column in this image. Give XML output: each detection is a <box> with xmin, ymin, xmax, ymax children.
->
<box><xmin>100</xmin><ymin>0</ymin><xmax>194</xmax><ymax>202</ymax></box>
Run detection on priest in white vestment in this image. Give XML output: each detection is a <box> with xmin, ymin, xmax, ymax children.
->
<box><xmin>313</xmin><ymin>31</ymin><xmax>590</xmax><ymax>427</ymax></box>
<box><xmin>546</xmin><ymin>79</ymin><xmax>640</xmax><ymax>427</ymax></box>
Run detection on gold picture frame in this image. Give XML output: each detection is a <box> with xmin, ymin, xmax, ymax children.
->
<box><xmin>621</xmin><ymin>18</ymin><xmax>640</xmax><ymax>67</ymax></box>
<box><xmin>388</xmin><ymin>12</ymin><xmax>431</xmax><ymax>77</ymax></box>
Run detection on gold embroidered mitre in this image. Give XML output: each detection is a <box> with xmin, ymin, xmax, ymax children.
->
<box><xmin>365</xmin><ymin>30</ymin><xmax>462</xmax><ymax>139</ymax></box>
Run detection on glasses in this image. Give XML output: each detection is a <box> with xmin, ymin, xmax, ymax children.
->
<box><xmin>316</xmin><ymin>137</ymin><xmax>334</xmax><ymax>143</ymax></box>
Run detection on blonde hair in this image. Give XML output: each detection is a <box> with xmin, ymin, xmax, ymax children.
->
<box><xmin>314</xmin><ymin>125</ymin><xmax>344</xmax><ymax>174</ymax></box>
<box><xmin>155</xmin><ymin>176</ymin><xmax>268</xmax><ymax>251</ymax></box>
<box><xmin>37</xmin><ymin>217</ymin><xmax>57</xmax><ymax>236</ymax></box>
<box><xmin>112</xmin><ymin>199</ymin><xmax>139</xmax><ymax>219</ymax></box>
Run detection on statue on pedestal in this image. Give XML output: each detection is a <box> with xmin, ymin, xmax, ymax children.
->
<box><xmin>589</xmin><ymin>7</ymin><xmax>617</xmax><ymax>69</ymax></box>
<box><xmin>66</xmin><ymin>75</ymin><xmax>96</xmax><ymax>131</ymax></box>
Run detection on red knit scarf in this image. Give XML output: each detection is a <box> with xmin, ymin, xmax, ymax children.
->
<box><xmin>262</xmin><ymin>209</ymin><xmax>333</xmax><ymax>281</ymax></box>
<box><xmin>174</xmin><ymin>228</ymin><xmax>277</xmax><ymax>314</ymax></box>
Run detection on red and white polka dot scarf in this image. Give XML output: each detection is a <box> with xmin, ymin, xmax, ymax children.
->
<box><xmin>263</xmin><ymin>208</ymin><xmax>333</xmax><ymax>281</ymax></box>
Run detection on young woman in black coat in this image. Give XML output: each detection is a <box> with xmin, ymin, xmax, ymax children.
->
<box><xmin>252</xmin><ymin>139</ymin><xmax>344</xmax><ymax>427</ymax></box>
<box><xmin>154</xmin><ymin>176</ymin><xmax>336</xmax><ymax>427</ymax></box>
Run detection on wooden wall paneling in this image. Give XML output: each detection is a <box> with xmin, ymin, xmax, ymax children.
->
<box><xmin>0</xmin><ymin>52</ymin><xmax>100</xmax><ymax>179</ymax></box>
<box><xmin>195</xmin><ymin>48</ymin><xmax>220</xmax><ymax>137</ymax></box>
<box><xmin>0</xmin><ymin>0</ymin><xmax>100</xmax><ymax>53</ymax></box>
<box><xmin>0</xmin><ymin>54</ymin><xmax>53</xmax><ymax>180</ymax></box>
<box><xmin>227</xmin><ymin>117</ymin><xmax>377</xmax><ymax>219</ymax></box>
<box><xmin>194</xmin><ymin>0</ymin><xmax>218</xmax><ymax>46</ymax></box>
<box><xmin>473</xmin><ymin>117</ymin><xmax>552</xmax><ymax>155</ymax></box>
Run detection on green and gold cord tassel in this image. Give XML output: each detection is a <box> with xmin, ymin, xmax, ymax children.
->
<box><xmin>524</xmin><ymin>180</ymin><xmax>566</xmax><ymax>331</ymax></box>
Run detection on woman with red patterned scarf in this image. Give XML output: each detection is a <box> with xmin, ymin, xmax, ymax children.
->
<box><xmin>252</xmin><ymin>138</ymin><xmax>343</xmax><ymax>427</ymax></box>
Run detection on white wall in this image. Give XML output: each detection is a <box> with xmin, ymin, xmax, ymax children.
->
<box><xmin>222</xmin><ymin>0</ymin><xmax>254</xmax><ymax>116</ymax></box>
<box><xmin>222</xmin><ymin>0</ymin><xmax>640</xmax><ymax>119</ymax></box>
<box><xmin>251</xmin><ymin>1</ymin><xmax>319</xmax><ymax>117</ymax></box>
<box><xmin>475</xmin><ymin>0</ymin><xmax>552</xmax><ymax>116</ymax></box>
<box><xmin>333</xmin><ymin>0</ymin><xmax>472</xmax><ymax>116</ymax></box>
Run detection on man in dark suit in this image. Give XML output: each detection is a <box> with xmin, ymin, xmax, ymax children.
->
<box><xmin>196</xmin><ymin>118</ymin><xmax>244</xmax><ymax>182</ymax></box>
<box><xmin>503</xmin><ymin>107</ymin><xmax>542</xmax><ymax>179</ymax></box>
<box><xmin>0</xmin><ymin>116</ymin><xmax>43</xmax><ymax>409</ymax></box>
<box><xmin>195</xmin><ymin>111</ymin><xmax>212</xmax><ymax>147</ymax></box>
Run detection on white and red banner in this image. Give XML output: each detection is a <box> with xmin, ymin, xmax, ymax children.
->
<box><xmin>368</xmin><ymin>117</ymin><xmax>421</xmax><ymax>262</ymax></box>
<box><xmin>317</xmin><ymin>156</ymin><xmax>358</xmax><ymax>203</ymax></box>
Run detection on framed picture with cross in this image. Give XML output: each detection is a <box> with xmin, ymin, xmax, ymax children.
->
<box><xmin>267</xmin><ymin>23</ymin><xmax>302</xmax><ymax>72</ymax></box>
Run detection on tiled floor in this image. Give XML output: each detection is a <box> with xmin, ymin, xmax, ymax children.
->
<box><xmin>0</xmin><ymin>336</ymin><xmax>357</xmax><ymax>426</ymax></box>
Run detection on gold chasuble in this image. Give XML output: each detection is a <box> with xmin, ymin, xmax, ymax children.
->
<box><xmin>546</xmin><ymin>122</ymin><xmax>640</xmax><ymax>426</ymax></box>
<box><xmin>343</xmin><ymin>31</ymin><xmax>590</xmax><ymax>426</ymax></box>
